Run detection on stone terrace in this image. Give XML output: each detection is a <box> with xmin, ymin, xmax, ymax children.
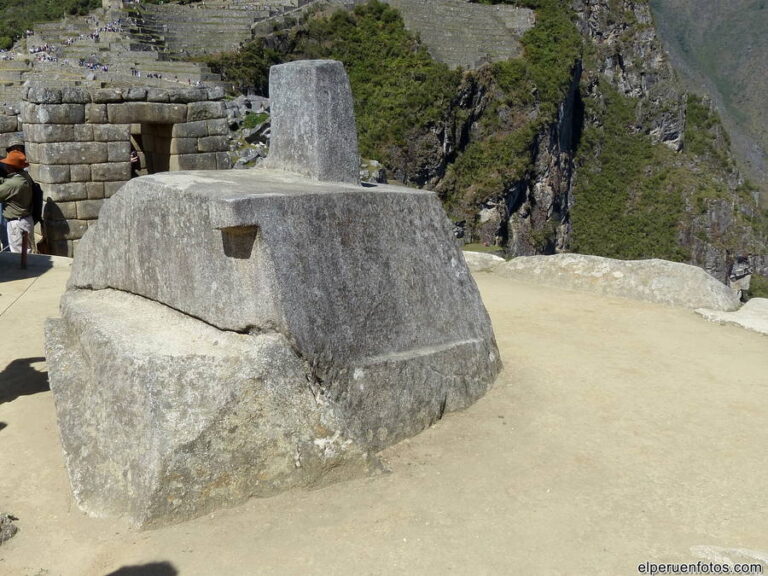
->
<box><xmin>382</xmin><ymin>0</ymin><xmax>535</xmax><ymax>69</ymax></box>
<box><xmin>24</xmin><ymin>7</ymin><xmax>224</xmax><ymax>94</ymax></box>
<box><xmin>129</xmin><ymin>0</ymin><xmax>360</xmax><ymax>57</ymax></box>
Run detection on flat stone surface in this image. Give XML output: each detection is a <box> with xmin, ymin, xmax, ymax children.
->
<box><xmin>53</xmin><ymin>167</ymin><xmax>500</xmax><ymax>526</ymax></box>
<box><xmin>497</xmin><ymin>253</ymin><xmax>740</xmax><ymax>311</ymax></box>
<box><xmin>462</xmin><ymin>251</ymin><xmax>505</xmax><ymax>273</ymax></box>
<box><xmin>695</xmin><ymin>298</ymin><xmax>768</xmax><ymax>336</ymax></box>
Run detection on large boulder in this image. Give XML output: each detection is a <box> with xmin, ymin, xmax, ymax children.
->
<box><xmin>48</xmin><ymin>169</ymin><xmax>501</xmax><ymax>527</ymax></box>
<box><xmin>496</xmin><ymin>254</ymin><xmax>740</xmax><ymax>311</ymax></box>
<box><xmin>46</xmin><ymin>59</ymin><xmax>500</xmax><ymax>529</ymax></box>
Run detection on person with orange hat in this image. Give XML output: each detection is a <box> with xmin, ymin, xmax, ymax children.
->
<box><xmin>0</xmin><ymin>147</ymin><xmax>34</xmax><ymax>253</ymax></box>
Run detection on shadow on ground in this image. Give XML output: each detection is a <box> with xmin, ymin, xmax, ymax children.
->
<box><xmin>0</xmin><ymin>357</ymin><xmax>49</xmax><ymax>404</ymax></box>
<box><xmin>105</xmin><ymin>562</ymin><xmax>178</xmax><ymax>576</ymax></box>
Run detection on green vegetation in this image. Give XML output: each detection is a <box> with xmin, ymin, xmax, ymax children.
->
<box><xmin>749</xmin><ymin>273</ymin><xmax>768</xmax><ymax>299</ymax></box>
<box><xmin>441</xmin><ymin>0</ymin><xmax>582</xmax><ymax>217</ymax></box>
<box><xmin>208</xmin><ymin>1</ymin><xmax>460</xmax><ymax>169</ymax></box>
<box><xmin>649</xmin><ymin>0</ymin><xmax>768</xmax><ymax>205</ymax></box>
<box><xmin>210</xmin><ymin>0</ymin><xmax>580</xmax><ymax>206</ymax></box>
<box><xmin>572</xmin><ymin>82</ymin><xmax>689</xmax><ymax>261</ymax></box>
<box><xmin>205</xmin><ymin>41</ymin><xmax>283</xmax><ymax>95</ymax></box>
<box><xmin>291</xmin><ymin>2</ymin><xmax>460</xmax><ymax>165</ymax></box>
<box><xmin>684</xmin><ymin>94</ymin><xmax>733</xmax><ymax>170</ymax></box>
<box><xmin>243</xmin><ymin>111</ymin><xmax>270</xmax><ymax>130</ymax></box>
<box><xmin>462</xmin><ymin>243</ymin><xmax>506</xmax><ymax>255</ymax></box>
<box><xmin>0</xmin><ymin>0</ymin><xmax>100</xmax><ymax>49</ymax></box>
<box><xmin>208</xmin><ymin>0</ymin><xmax>765</xmax><ymax>261</ymax></box>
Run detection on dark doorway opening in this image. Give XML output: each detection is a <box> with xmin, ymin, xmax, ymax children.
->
<box><xmin>131</xmin><ymin>123</ymin><xmax>172</xmax><ymax>175</ymax></box>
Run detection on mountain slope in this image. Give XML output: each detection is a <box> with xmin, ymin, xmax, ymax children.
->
<box><xmin>649</xmin><ymin>0</ymin><xmax>768</xmax><ymax>205</ymax></box>
<box><xmin>209</xmin><ymin>0</ymin><xmax>768</xmax><ymax>281</ymax></box>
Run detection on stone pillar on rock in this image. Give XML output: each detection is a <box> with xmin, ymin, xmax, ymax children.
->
<box><xmin>264</xmin><ymin>60</ymin><xmax>360</xmax><ymax>184</ymax></box>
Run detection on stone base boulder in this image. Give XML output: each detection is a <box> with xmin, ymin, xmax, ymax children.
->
<box><xmin>46</xmin><ymin>289</ymin><xmax>373</xmax><ymax>528</ymax></box>
<box><xmin>496</xmin><ymin>254</ymin><xmax>740</xmax><ymax>311</ymax></box>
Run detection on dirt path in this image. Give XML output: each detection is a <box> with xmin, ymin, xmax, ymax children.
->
<box><xmin>1</xmin><ymin>266</ymin><xmax>766</xmax><ymax>576</ymax></box>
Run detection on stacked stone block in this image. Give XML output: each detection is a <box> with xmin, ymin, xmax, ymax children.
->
<box><xmin>0</xmin><ymin>111</ymin><xmax>21</xmax><ymax>149</ymax></box>
<box><xmin>21</xmin><ymin>84</ymin><xmax>230</xmax><ymax>257</ymax></box>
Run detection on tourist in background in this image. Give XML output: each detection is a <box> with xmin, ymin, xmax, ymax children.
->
<box><xmin>0</xmin><ymin>148</ymin><xmax>34</xmax><ymax>253</ymax></box>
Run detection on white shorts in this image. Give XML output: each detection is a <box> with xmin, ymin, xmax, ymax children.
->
<box><xmin>6</xmin><ymin>215</ymin><xmax>35</xmax><ymax>253</ymax></box>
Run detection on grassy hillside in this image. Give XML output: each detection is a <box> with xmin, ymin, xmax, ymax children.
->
<box><xmin>650</xmin><ymin>0</ymin><xmax>768</xmax><ymax>205</ymax></box>
<box><xmin>0</xmin><ymin>0</ymin><xmax>101</xmax><ymax>49</ymax></box>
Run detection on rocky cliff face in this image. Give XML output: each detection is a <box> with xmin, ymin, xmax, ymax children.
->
<box><xmin>425</xmin><ymin>0</ymin><xmax>766</xmax><ymax>280</ymax></box>
<box><xmin>572</xmin><ymin>0</ymin><xmax>685</xmax><ymax>150</ymax></box>
<box><xmin>569</xmin><ymin>0</ymin><xmax>766</xmax><ymax>279</ymax></box>
<box><xmin>224</xmin><ymin>0</ymin><xmax>767</xmax><ymax>279</ymax></box>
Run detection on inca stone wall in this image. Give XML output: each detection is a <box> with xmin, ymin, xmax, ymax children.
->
<box><xmin>0</xmin><ymin>110</ymin><xmax>22</xmax><ymax>150</ymax></box>
<box><xmin>21</xmin><ymin>84</ymin><xmax>230</xmax><ymax>257</ymax></box>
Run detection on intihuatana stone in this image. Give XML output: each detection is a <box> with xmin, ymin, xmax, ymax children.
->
<box><xmin>47</xmin><ymin>60</ymin><xmax>500</xmax><ymax>528</ymax></box>
<box><xmin>47</xmin><ymin>289</ymin><xmax>375</xmax><ymax>528</ymax></box>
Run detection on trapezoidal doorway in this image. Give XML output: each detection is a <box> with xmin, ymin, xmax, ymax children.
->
<box><xmin>131</xmin><ymin>123</ymin><xmax>172</xmax><ymax>175</ymax></box>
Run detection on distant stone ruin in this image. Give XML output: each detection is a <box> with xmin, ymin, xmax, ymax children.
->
<box><xmin>20</xmin><ymin>84</ymin><xmax>229</xmax><ymax>257</ymax></box>
<box><xmin>382</xmin><ymin>0</ymin><xmax>535</xmax><ymax>69</ymax></box>
<box><xmin>45</xmin><ymin>60</ymin><xmax>501</xmax><ymax>528</ymax></box>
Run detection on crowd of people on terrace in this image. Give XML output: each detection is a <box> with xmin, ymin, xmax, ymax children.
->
<box><xmin>24</xmin><ymin>16</ymin><xmax>123</xmax><ymax>66</ymax></box>
<box><xmin>3</xmin><ymin>11</ymin><xmax>207</xmax><ymax>86</ymax></box>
